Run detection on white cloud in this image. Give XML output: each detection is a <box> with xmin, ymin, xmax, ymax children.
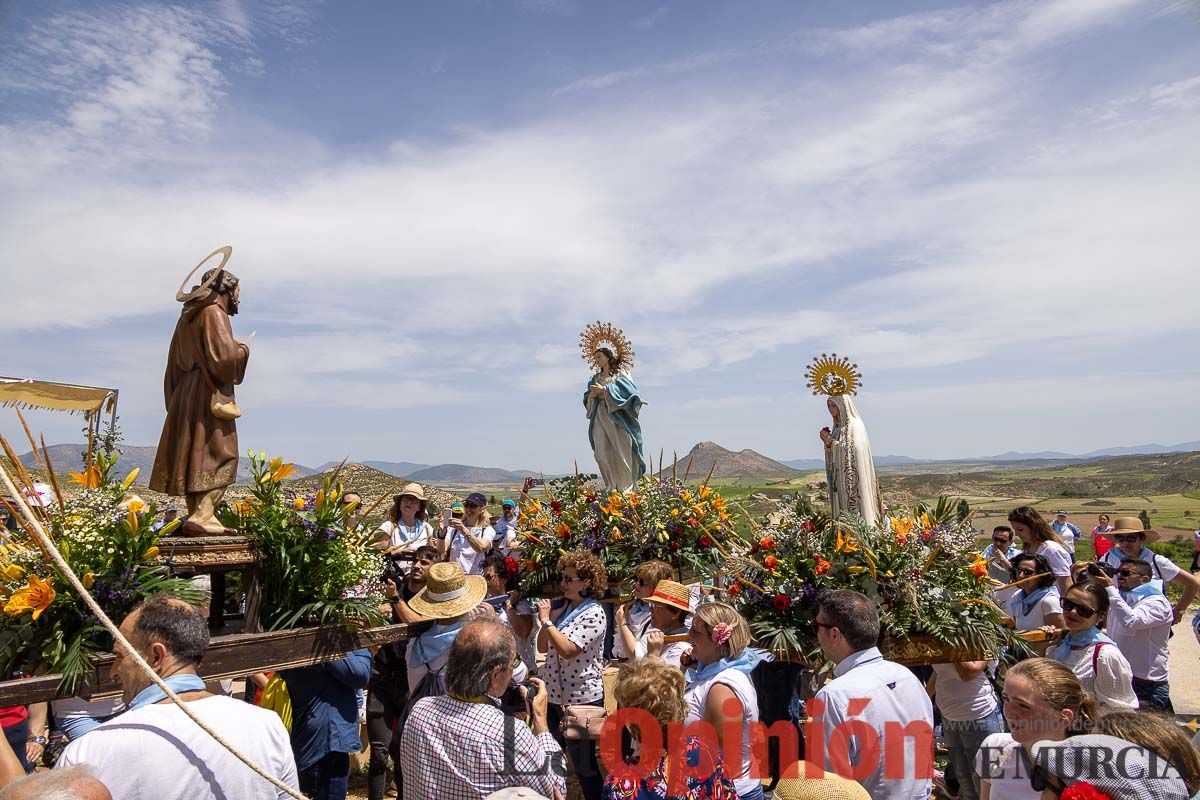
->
<box><xmin>2</xmin><ymin>0</ymin><xmax>1198</xmax><ymax>466</ymax></box>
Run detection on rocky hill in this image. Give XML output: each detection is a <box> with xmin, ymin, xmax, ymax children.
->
<box><xmin>657</xmin><ymin>442</ymin><xmax>801</xmax><ymax>480</ymax></box>
<box><xmin>280</xmin><ymin>464</ymin><xmax>461</xmax><ymax>513</ymax></box>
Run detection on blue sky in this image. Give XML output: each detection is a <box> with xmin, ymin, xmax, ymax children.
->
<box><xmin>2</xmin><ymin>0</ymin><xmax>1198</xmax><ymax>472</ymax></box>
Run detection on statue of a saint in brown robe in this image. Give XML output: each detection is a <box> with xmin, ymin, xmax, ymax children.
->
<box><xmin>149</xmin><ymin>268</ymin><xmax>248</xmax><ymax>535</ymax></box>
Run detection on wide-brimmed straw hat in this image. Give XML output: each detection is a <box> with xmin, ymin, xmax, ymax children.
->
<box><xmin>1107</xmin><ymin>516</ymin><xmax>1160</xmax><ymax>543</ymax></box>
<box><xmin>645</xmin><ymin>579</ymin><xmax>691</xmax><ymax>614</ymax></box>
<box><xmin>407</xmin><ymin>562</ymin><xmax>487</xmax><ymax>619</ymax></box>
<box><xmin>393</xmin><ymin>483</ymin><xmax>428</xmax><ymax>510</ymax></box>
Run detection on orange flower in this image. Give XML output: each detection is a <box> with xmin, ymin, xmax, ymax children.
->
<box><xmin>269</xmin><ymin>462</ymin><xmax>300</xmax><ymax>482</ymax></box>
<box><xmin>523</xmin><ymin>559</ymin><xmax>538</xmax><ymax>571</ymax></box>
<box><xmin>4</xmin><ymin>574</ymin><xmax>55</xmax><ymax>620</ymax></box>
<box><xmin>764</xmin><ymin>555</ymin><xmax>779</xmax><ymax>571</ymax></box>
<box><xmin>970</xmin><ymin>557</ymin><xmax>988</xmax><ymax>579</ymax></box>
<box><xmin>698</xmin><ymin>485</ymin><xmax>713</xmax><ymax>500</ymax></box>
<box><xmin>555</xmin><ymin>522</ymin><xmax>571</xmax><ymax>540</ymax></box>
<box><xmin>68</xmin><ymin>465</ymin><xmax>101</xmax><ymax>488</ymax></box>
<box><xmin>759</xmin><ymin>535</ymin><xmax>775</xmax><ymax>550</ymax></box>
<box><xmin>815</xmin><ymin>557</ymin><xmax>832</xmax><ymax>576</ymax></box>
<box><xmin>627</xmin><ymin>493</ymin><xmax>643</xmax><ymax>508</ymax></box>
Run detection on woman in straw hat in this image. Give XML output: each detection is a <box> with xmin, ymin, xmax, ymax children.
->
<box><xmin>1094</xmin><ymin>516</ymin><xmax>1200</xmax><ymax>620</ymax></box>
<box><xmin>625</xmin><ymin>579</ymin><xmax>692</xmax><ymax>668</ymax></box>
<box><xmin>370</xmin><ymin>483</ymin><xmax>433</xmax><ymax>553</ymax></box>
<box><xmin>404</xmin><ymin>562</ymin><xmax>489</xmax><ymax>691</ymax></box>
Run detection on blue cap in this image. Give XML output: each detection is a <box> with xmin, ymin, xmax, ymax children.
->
<box><xmin>466</xmin><ymin>492</ymin><xmax>487</xmax><ymax>507</ymax></box>
<box><xmin>502</xmin><ymin>498</ymin><xmax>516</xmax><ymax>507</ymax></box>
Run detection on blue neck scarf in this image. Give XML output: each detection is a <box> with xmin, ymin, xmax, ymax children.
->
<box><xmin>129</xmin><ymin>673</ymin><xmax>207</xmax><ymax>711</ymax></box>
<box><xmin>1016</xmin><ymin>586</ymin><xmax>1052</xmax><ymax>617</ymax></box>
<box><xmin>410</xmin><ymin>619</ymin><xmax>466</xmax><ymax>668</ymax></box>
<box><xmin>1122</xmin><ymin>582</ymin><xmax>1165</xmax><ymax>603</ymax></box>
<box><xmin>687</xmin><ymin>647</ymin><xmax>772</xmax><ymax>684</ymax></box>
<box><xmin>555</xmin><ymin>597</ymin><xmax>599</xmax><ymax>630</ymax></box>
<box><xmin>1051</xmin><ymin>626</ymin><xmax>1115</xmax><ymax>662</ymax></box>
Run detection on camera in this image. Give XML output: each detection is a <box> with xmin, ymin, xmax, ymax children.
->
<box><xmin>381</xmin><ymin>551</ymin><xmax>418</xmax><ymax>586</ymax></box>
<box><xmin>1086</xmin><ymin>562</ymin><xmax>1117</xmax><ymax>579</ymax></box>
<box><xmin>514</xmin><ymin>597</ymin><xmax>538</xmax><ymax>615</ymax></box>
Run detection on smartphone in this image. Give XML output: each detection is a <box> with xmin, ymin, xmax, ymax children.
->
<box><xmin>483</xmin><ymin>595</ymin><xmax>509</xmax><ymax>611</ymax></box>
<box><xmin>442</xmin><ymin>508</ymin><xmax>452</xmax><ymax>526</ymax></box>
<box><xmin>515</xmin><ymin>597</ymin><xmax>538</xmax><ymax>615</ymax></box>
<box><xmin>529</xmin><ymin>478</ymin><xmax>545</xmax><ymax>487</ymax></box>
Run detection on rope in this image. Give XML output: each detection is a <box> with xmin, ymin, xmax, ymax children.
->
<box><xmin>0</xmin><ymin>460</ymin><xmax>308</xmax><ymax>800</ymax></box>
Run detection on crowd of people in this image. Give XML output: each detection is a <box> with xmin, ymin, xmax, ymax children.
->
<box><xmin>4</xmin><ymin>490</ymin><xmax>1200</xmax><ymax>800</ymax></box>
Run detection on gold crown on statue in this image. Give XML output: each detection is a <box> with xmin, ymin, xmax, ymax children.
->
<box><xmin>805</xmin><ymin>353</ymin><xmax>862</xmax><ymax>396</ymax></box>
<box><xmin>580</xmin><ymin>321</ymin><xmax>635</xmax><ymax>373</ymax></box>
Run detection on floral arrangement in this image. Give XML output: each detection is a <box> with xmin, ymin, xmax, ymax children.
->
<box><xmin>726</xmin><ymin>496</ymin><xmax>1004</xmax><ymax>665</ymax></box>
<box><xmin>516</xmin><ymin>474</ymin><xmax>735</xmax><ymax>594</ymax></box>
<box><xmin>0</xmin><ymin>447</ymin><xmax>198</xmax><ymax>693</ymax></box>
<box><xmin>223</xmin><ymin>452</ymin><xmax>385</xmax><ymax>630</ymax></box>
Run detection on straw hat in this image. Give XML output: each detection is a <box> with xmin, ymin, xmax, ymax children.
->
<box><xmin>1108</xmin><ymin>516</ymin><xmax>1159</xmax><ymax>543</ymax></box>
<box><xmin>775</xmin><ymin>770</ymin><xmax>870</xmax><ymax>800</ymax></box>
<box><xmin>407</xmin><ymin>562</ymin><xmax>487</xmax><ymax>619</ymax></box>
<box><xmin>645</xmin><ymin>579</ymin><xmax>691</xmax><ymax>614</ymax></box>
<box><xmin>393</xmin><ymin>483</ymin><xmax>428</xmax><ymax>512</ymax></box>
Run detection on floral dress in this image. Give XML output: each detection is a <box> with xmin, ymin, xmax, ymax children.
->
<box><xmin>602</xmin><ymin>736</ymin><xmax>737</xmax><ymax>800</ymax></box>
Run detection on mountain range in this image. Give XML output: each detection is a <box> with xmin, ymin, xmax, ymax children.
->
<box><xmin>781</xmin><ymin>439</ymin><xmax>1200</xmax><ymax>470</ymax></box>
<box><xmin>656</xmin><ymin>441</ymin><xmax>799</xmax><ymax>479</ymax></box>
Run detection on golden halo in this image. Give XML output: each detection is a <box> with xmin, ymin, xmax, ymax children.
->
<box><xmin>579</xmin><ymin>321</ymin><xmax>635</xmax><ymax>373</ymax></box>
<box><xmin>176</xmin><ymin>246</ymin><xmax>233</xmax><ymax>303</ymax></box>
<box><xmin>805</xmin><ymin>353</ymin><xmax>862</xmax><ymax>396</ymax></box>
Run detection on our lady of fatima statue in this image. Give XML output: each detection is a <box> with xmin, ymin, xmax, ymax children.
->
<box><xmin>580</xmin><ymin>321</ymin><xmax>646</xmax><ymax>492</ymax></box>
<box><xmin>806</xmin><ymin>354</ymin><xmax>883</xmax><ymax>529</ymax></box>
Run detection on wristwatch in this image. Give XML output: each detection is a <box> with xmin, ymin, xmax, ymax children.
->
<box><xmin>28</xmin><ymin>735</ymin><xmax>47</xmax><ymax>746</ymax></box>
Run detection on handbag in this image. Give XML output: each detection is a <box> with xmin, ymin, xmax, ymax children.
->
<box><xmin>560</xmin><ymin>704</ymin><xmax>607</xmax><ymax>740</ymax></box>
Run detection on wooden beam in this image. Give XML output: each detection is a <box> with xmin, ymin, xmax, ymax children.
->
<box><xmin>0</xmin><ymin>621</ymin><xmax>428</xmax><ymax>706</ymax></box>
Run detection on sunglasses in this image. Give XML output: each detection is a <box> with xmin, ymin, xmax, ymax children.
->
<box><xmin>464</xmin><ymin>503</ymin><xmax>482</xmax><ymax>510</ymax></box>
<box><xmin>1116</xmin><ymin>569</ymin><xmax>1143</xmax><ymax>578</ymax></box>
<box><xmin>1113</xmin><ymin>534</ymin><xmax>1141</xmax><ymax>543</ymax></box>
<box><xmin>559</xmin><ymin>574</ymin><xmax>583</xmax><ymax>584</ymax></box>
<box><xmin>1014</xmin><ymin>567</ymin><xmax>1037</xmax><ymax>577</ymax></box>
<box><xmin>1061</xmin><ymin>598</ymin><xmax>1097</xmax><ymax>618</ymax></box>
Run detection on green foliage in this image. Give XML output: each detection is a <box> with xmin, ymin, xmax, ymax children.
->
<box><xmin>0</xmin><ymin>453</ymin><xmax>198</xmax><ymax>695</ymax></box>
<box><xmin>233</xmin><ymin>452</ymin><xmax>385</xmax><ymax>631</ymax></box>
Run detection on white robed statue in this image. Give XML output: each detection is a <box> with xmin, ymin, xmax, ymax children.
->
<box><xmin>807</xmin><ymin>354</ymin><xmax>883</xmax><ymax>529</ymax></box>
<box><xmin>580</xmin><ymin>321</ymin><xmax>647</xmax><ymax>491</ymax></box>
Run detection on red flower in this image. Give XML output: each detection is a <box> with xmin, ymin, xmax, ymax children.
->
<box><xmin>699</xmin><ymin>535</ymin><xmax>713</xmax><ymax>548</ymax></box>
<box><xmin>764</xmin><ymin>555</ymin><xmax>779</xmax><ymax>571</ymax></box>
<box><xmin>1060</xmin><ymin>784</ymin><xmax>1113</xmax><ymax>800</ymax></box>
<box><xmin>550</xmin><ymin>501</ymin><xmax>562</xmax><ymax>513</ymax></box>
<box><xmin>586</xmin><ymin>495</ymin><xmax>596</xmax><ymax>503</ymax></box>
<box><xmin>688</xmin><ymin>518</ymin><xmax>699</xmax><ymax>528</ymax></box>
<box><xmin>748</xmin><ymin>544</ymin><xmax>760</xmax><ymax>554</ymax></box>
<box><xmin>669</xmin><ymin>541</ymin><xmax>680</xmax><ymax>551</ymax></box>
<box><xmin>759</xmin><ymin>535</ymin><xmax>775</xmax><ymax>550</ymax></box>
<box><xmin>800</xmin><ymin>520</ymin><xmax>815</xmax><ymax>533</ymax></box>
<box><xmin>727</xmin><ymin>582</ymin><xmax>742</xmax><ymax>597</ymax></box>
<box><xmin>969</xmin><ymin>561</ymin><xmax>987</xmax><ymax>578</ymax></box>
<box><xmin>772</xmin><ymin>594</ymin><xmax>790</xmax><ymax>612</ymax></box>
<box><xmin>504</xmin><ymin>556</ymin><xmax>520</xmax><ymax>578</ymax></box>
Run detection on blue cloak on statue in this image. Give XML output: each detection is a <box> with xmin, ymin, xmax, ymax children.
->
<box><xmin>583</xmin><ymin>373</ymin><xmax>647</xmax><ymax>489</ymax></box>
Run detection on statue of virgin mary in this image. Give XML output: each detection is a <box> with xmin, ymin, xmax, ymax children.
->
<box><xmin>580</xmin><ymin>322</ymin><xmax>647</xmax><ymax>491</ymax></box>
<box><xmin>808</xmin><ymin>354</ymin><xmax>883</xmax><ymax>529</ymax></box>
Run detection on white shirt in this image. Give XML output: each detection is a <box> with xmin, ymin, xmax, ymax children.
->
<box><xmin>56</xmin><ymin>695</ymin><xmax>298</xmax><ymax>800</ymax></box>
<box><xmin>684</xmin><ymin>665</ymin><xmax>760</xmax><ymax>796</ymax></box>
<box><xmin>1032</xmin><ymin>541</ymin><xmax>1072</xmax><ymax>580</ymax></box>
<box><xmin>1054</xmin><ymin>641</ymin><xmax>1137</xmax><ymax>715</ymax></box>
<box><xmin>815</xmin><ymin>647</ymin><xmax>934</xmax><ymax>800</ymax></box>
<box><xmin>447</xmin><ymin>523</ymin><xmax>495</xmax><ymax>575</ymax></box>
<box><xmin>931</xmin><ymin>662</ymin><xmax>998</xmax><ymax>722</ymax></box>
<box><xmin>1105</xmin><ymin>586</ymin><xmax>1173</xmax><ymax>681</ymax></box>
<box><xmin>611</xmin><ymin>601</ymin><xmax>652</xmax><ymax>660</ymax></box>
<box><xmin>633</xmin><ymin>625</ymin><xmax>691</xmax><ymax>668</ymax></box>
<box><xmin>542</xmin><ymin>602</ymin><xmax>607</xmax><ymax>706</ymax></box>
<box><xmin>976</xmin><ymin>732</ymin><xmax>1038</xmax><ymax>800</ymax></box>
<box><xmin>1008</xmin><ymin>587</ymin><xmax>1062</xmax><ymax>631</ymax></box>
<box><xmin>378</xmin><ymin>519</ymin><xmax>433</xmax><ymax>551</ymax></box>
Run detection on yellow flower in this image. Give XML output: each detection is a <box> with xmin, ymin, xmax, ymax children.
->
<box><xmin>835</xmin><ymin>528</ymin><xmax>860</xmax><ymax>554</ymax></box>
<box><xmin>81</xmin><ymin>573</ymin><xmax>94</xmax><ymax>589</ymax></box>
<box><xmin>1</xmin><ymin>564</ymin><xmax>25</xmax><ymax>581</ymax></box>
<box><xmin>698</xmin><ymin>485</ymin><xmax>713</xmax><ymax>500</ymax></box>
<box><xmin>270</xmin><ymin>462</ymin><xmax>300</xmax><ymax>482</ymax></box>
<box><xmin>891</xmin><ymin>517</ymin><xmax>915</xmax><ymax>538</ymax></box>
<box><xmin>681</xmin><ymin>490</ymin><xmax>693</xmax><ymax>503</ymax></box>
<box><xmin>68</xmin><ymin>466</ymin><xmax>101</xmax><ymax>488</ymax></box>
<box><xmin>847</xmin><ymin>566</ymin><xmax>867</xmax><ymax>575</ymax></box>
<box><xmin>670</xmin><ymin>508</ymin><xmax>680</xmax><ymax>518</ymax></box>
<box><xmin>627</xmin><ymin>493</ymin><xmax>643</xmax><ymax>508</ymax></box>
<box><xmin>143</xmin><ymin>546</ymin><xmax>159</xmax><ymax>560</ymax></box>
<box><xmin>712</xmin><ymin>497</ymin><xmax>727</xmax><ymax>512</ymax></box>
<box><xmin>692</xmin><ymin>502</ymin><xmax>708</xmax><ymax>517</ymax></box>
<box><xmin>4</xmin><ymin>574</ymin><xmax>56</xmax><ymax>620</ymax></box>
<box><xmin>127</xmin><ymin>499</ymin><xmax>145</xmax><ymax>514</ymax></box>
<box><xmin>610</xmin><ymin>526</ymin><xmax>624</xmax><ymax>542</ymax></box>
<box><xmin>121</xmin><ymin>468</ymin><xmax>141</xmax><ymax>491</ymax></box>
<box><xmin>293</xmin><ymin>498</ymin><xmax>307</xmax><ymax>509</ymax></box>
<box><xmin>920</xmin><ymin>512</ymin><xmax>932</xmax><ymax>530</ymax></box>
